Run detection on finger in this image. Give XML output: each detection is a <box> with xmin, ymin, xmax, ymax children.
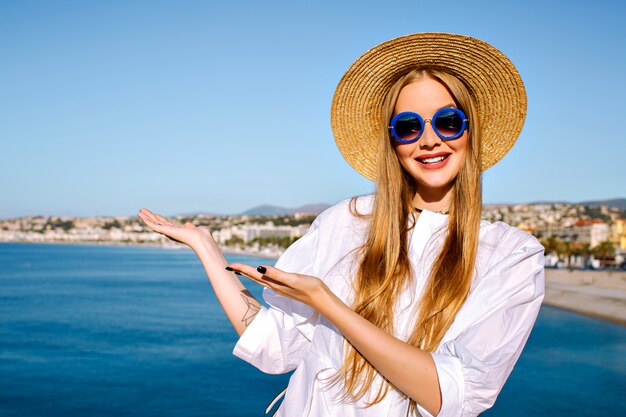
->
<box><xmin>227</xmin><ymin>263</ymin><xmax>269</xmax><ymax>287</ymax></box>
<box><xmin>238</xmin><ymin>274</ymin><xmax>271</xmax><ymax>289</ymax></box>
<box><xmin>228</xmin><ymin>263</ymin><xmax>263</xmax><ymax>279</ymax></box>
<box><xmin>139</xmin><ymin>211</ymin><xmax>179</xmax><ymax>233</ymax></box>
<box><xmin>257</xmin><ymin>265</ymin><xmax>295</xmax><ymax>287</ymax></box>
<box><xmin>154</xmin><ymin>212</ymin><xmax>177</xmax><ymax>227</ymax></box>
<box><xmin>139</xmin><ymin>208</ymin><xmax>158</xmax><ymax>218</ymax></box>
<box><xmin>138</xmin><ymin>211</ymin><xmax>163</xmax><ymax>230</ymax></box>
<box><xmin>138</xmin><ymin>211</ymin><xmax>175</xmax><ymax>236</ymax></box>
<box><xmin>140</xmin><ymin>209</ymin><xmax>175</xmax><ymax>227</ymax></box>
<box><xmin>138</xmin><ymin>209</ymin><xmax>162</xmax><ymax>225</ymax></box>
<box><xmin>137</xmin><ymin>210</ymin><xmax>156</xmax><ymax>226</ymax></box>
<box><xmin>140</xmin><ymin>217</ymin><xmax>168</xmax><ymax>234</ymax></box>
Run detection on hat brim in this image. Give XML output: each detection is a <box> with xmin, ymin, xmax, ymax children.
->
<box><xmin>330</xmin><ymin>32</ymin><xmax>527</xmax><ymax>181</ymax></box>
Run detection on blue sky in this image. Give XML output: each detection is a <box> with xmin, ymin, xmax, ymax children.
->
<box><xmin>1</xmin><ymin>0</ymin><xmax>625</xmax><ymax>218</ymax></box>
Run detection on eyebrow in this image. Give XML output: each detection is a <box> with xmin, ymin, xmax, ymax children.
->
<box><xmin>437</xmin><ymin>103</ymin><xmax>457</xmax><ymax>111</ymax></box>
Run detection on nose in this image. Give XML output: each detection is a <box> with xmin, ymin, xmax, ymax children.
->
<box><xmin>419</xmin><ymin>119</ymin><xmax>441</xmax><ymax>148</ymax></box>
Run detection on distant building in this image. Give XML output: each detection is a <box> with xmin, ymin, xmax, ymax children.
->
<box><xmin>213</xmin><ymin>223</ymin><xmax>309</xmax><ymax>244</ymax></box>
<box><xmin>534</xmin><ymin>223</ymin><xmax>565</xmax><ymax>240</ymax></box>
<box><xmin>562</xmin><ymin>220</ymin><xmax>610</xmax><ymax>247</ymax></box>
<box><xmin>610</xmin><ymin>218</ymin><xmax>626</xmax><ymax>250</ymax></box>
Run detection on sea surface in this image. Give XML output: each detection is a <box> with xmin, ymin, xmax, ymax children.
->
<box><xmin>0</xmin><ymin>243</ymin><xmax>624</xmax><ymax>417</ymax></box>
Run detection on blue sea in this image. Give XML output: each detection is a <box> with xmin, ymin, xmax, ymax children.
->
<box><xmin>0</xmin><ymin>243</ymin><xmax>624</xmax><ymax>417</ymax></box>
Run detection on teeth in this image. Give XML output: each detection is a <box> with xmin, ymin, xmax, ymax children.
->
<box><xmin>421</xmin><ymin>156</ymin><xmax>445</xmax><ymax>164</ymax></box>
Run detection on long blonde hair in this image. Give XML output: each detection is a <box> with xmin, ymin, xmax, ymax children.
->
<box><xmin>336</xmin><ymin>69</ymin><xmax>483</xmax><ymax>407</ymax></box>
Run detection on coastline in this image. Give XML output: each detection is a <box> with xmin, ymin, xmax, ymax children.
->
<box><xmin>0</xmin><ymin>239</ymin><xmax>282</xmax><ymax>260</ymax></box>
<box><xmin>2</xmin><ymin>241</ymin><xmax>624</xmax><ymax>325</ymax></box>
<box><xmin>543</xmin><ymin>268</ymin><xmax>626</xmax><ymax>326</ymax></box>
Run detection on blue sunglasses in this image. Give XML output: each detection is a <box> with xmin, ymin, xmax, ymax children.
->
<box><xmin>389</xmin><ymin>107</ymin><xmax>468</xmax><ymax>143</ymax></box>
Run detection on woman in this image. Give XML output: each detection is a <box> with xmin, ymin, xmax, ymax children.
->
<box><xmin>138</xmin><ymin>33</ymin><xmax>544</xmax><ymax>417</ymax></box>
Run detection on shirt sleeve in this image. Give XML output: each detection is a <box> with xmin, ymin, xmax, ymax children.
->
<box><xmin>417</xmin><ymin>233</ymin><xmax>545</xmax><ymax>417</ymax></box>
<box><xmin>232</xmin><ymin>216</ymin><xmax>322</xmax><ymax>374</ymax></box>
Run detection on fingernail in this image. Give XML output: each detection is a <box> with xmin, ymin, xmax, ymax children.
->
<box><xmin>257</xmin><ymin>266</ymin><xmax>267</xmax><ymax>274</ymax></box>
<box><xmin>225</xmin><ymin>266</ymin><xmax>234</xmax><ymax>271</ymax></box>
<box><xmin>235</xmin><ymin>272</ymin><xmax>242</xmax><ymax>276</ymax></box>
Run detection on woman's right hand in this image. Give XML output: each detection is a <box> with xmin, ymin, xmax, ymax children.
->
<box><xmin>137</xmin><ymin>208</ymin><xmax>216</xmax><ymax>251</ymax></box>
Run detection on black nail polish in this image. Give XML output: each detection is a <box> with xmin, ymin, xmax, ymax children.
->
<box><xmin>257</xmin><ymin>266</ymin><xmax>267</xmax><ymax>274</ymax></box>
<box><xmin>225</xmin><ymin>266</ymin><xmax>234</xmax><ymax>271</ymax></box>
<box><xmin>235</xmin><ymin>272</ymin><xmax>242</xmax><ymax>276</ymax></box>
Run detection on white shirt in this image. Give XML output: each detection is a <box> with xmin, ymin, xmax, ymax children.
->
<box><xmin>233</xmin><ymin>194</ymin><xmax>545</xmax><ymax>417</ymax></box>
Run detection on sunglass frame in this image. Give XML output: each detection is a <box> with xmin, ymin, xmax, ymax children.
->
<box><xmin>389</xmin><ymin>107</ymin><xmax>468</xmax><ymax>143</ymax></box>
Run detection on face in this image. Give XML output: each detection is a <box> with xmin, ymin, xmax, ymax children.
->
<box><xmin>392</xmin><ymin>78</ymin><xmax>468</xmax><ymax>200</ymax></box>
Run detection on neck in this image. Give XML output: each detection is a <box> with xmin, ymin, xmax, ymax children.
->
<box><xmin>412</xmin><ymin>185</ymin><xmax>453</xmax><ymax>213</ymax></box>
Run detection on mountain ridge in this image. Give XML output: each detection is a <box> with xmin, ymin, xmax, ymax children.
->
<box><xmin>240</xmin><ymin>203</ymin><xmax>331</xmax><ymax>216</ymax></box>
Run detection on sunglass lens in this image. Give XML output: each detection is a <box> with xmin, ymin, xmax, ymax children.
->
<box><xmin>434</xmin><ymin>110</ymin><xmax>464</xmax><ymax>138</ymax></box>
<box><xmin>394</xmin><ymin>114</ymin><xmax>422</xmax><ymax>141</ymax></box>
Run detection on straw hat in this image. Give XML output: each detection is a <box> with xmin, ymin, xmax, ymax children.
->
<box><xmin>330</xmin><ymin>32</ymin><xmax>527</xmax><ymax>181</ymax></box>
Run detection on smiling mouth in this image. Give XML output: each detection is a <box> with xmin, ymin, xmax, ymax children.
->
<box><xmin>417</xmin><ymin>154</ymin><xmax>450</xmax><ymax>164</ymax></box>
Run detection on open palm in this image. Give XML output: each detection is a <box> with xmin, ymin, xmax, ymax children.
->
<box><xmin>227</xmin><ymin>263</ymin><xmax>329</xmax><ymax>310</ymax></box>
<box><xmin>137</xmin><ymin>208</ymin><xmax>214</xmax><ymax>249</ymax></box>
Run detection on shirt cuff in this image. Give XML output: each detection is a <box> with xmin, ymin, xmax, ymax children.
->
<box><xmin>427</xmin><ymin>352</ymin><xmax>465</xmax><ymax>417</ymax></box>
<box><xmin>232</xmin><ymin>306</ymin><xmax>269</xmax><ymax>363</ymax></box>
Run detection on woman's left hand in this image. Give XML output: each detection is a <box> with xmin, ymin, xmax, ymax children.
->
<box><xmin>226</xmin><ymin>263</ymin><xmax>329</xmax><ymax>310</ymax></box>
<box><xmin>229</xmin><ymin>263</ymin><xmax>442</xmax><ymax>416</ymax></box>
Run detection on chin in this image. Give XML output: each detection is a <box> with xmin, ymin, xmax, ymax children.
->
<box><xmin>413</xmin><ymin>173</ymin><xmax>456</xmax><ymax>191</ymax></box>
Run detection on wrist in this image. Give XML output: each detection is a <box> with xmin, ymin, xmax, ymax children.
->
<box><xmin>314</xmin><ymin>283</ymin><xmax>344</xmax><ymax>320</ymax></box>
<box><xmin>192</xmin><ymin>233</ymin><xmax>221</xmax><ymax>258</ymax></box>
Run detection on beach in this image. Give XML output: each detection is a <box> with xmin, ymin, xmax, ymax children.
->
<box><xmin>543</xmin><ymin>268</ymin><xmax>626</xmax><ymax>325</ymax></box>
